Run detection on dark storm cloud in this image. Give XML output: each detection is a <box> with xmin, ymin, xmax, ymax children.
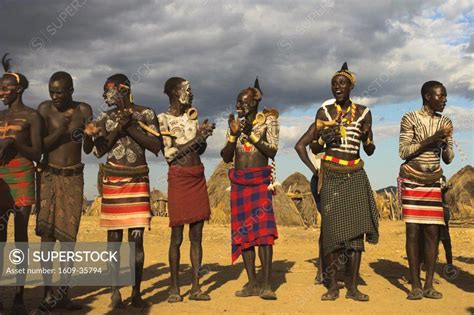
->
<box><xmin>1</xmin><ymin>0</ymin><xmax>472</xmax><ymax>120</ymax></box>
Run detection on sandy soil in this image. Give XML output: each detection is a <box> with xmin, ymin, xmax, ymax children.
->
<box><xmin>1</xmin><ymin>217</ymin><xmax>473</xmax><ymax>314</ymax></box>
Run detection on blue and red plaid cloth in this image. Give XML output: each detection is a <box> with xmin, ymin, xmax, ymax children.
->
<box><xmin>228</xmin><ymin>165</ymin><xmax>278</xmax><ymax>263</ymax></box>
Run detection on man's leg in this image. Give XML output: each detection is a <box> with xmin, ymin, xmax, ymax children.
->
<box><xmin>441</xmin><ymin>226</ymin><xmax>453</xmax><ymax>266</ymax></box>
<box><xmin>107</xmin><ymin>230</ymin><xmax>124</xmax><ymax>309</ymax></box>
<box><xmin>0</xmin><ymin>208</ymin><xmax>10</xmax><ymax>313</ymax></box>
<box><xmin>54</xmin><ymin>241</ymin><xmax>82</xmax><ymax>310</ymax></box>
<box><xmin>39</xmin><ymin>234</ymin><xmax>56</xmax><ymax>309</ymax></box>
<box><xmin>128</xmin><ymin>228</ymin><xmax>147</xmax><ymax>307</ymax></box>
<box><xmin>406</xmin><ymin>223</ymin><xmax>423</xmax><ymax>299</ymax></box>
<box><xmin>258</xmin><ymin>245</ymin><xmax>276</xmax><ymax>300</ymax></box>
<box><xmin>12</xmin><ymin>206</ymin><xmax>31</xmax><ymax>309</ymax></box>
<box><xmin>321</xmin><ymin>251</ymin><xmax>340</xmax><ymax>301</ymax></box>
<box><xmin>423</xmin><ymin>224</ymin><xmax>442</xmax><ymax>299</ymax></box>
<box><xmin>310</xmin><ymin>175</ymin><xmax>324</xmax><ymax>284</ymax></box>
<box><xmin>168</xmin><ymin>225</ymin><xmax>184</xmax><ymax>302</ymax></box>
<box><xmin>441</xmin><ymin>208</ymin><xmax>453</xmax><ymax>266</ymax></box>
<box><xmin>235</xmin><ymin>247</ymin><xmax>259</xmax><ymax>297</ymax></box>
<box><xmin>346</xmin><ymin>249</ymin><xmax>369</xmax><ymax>301</ymax></box>
<box><xmin>188</xmin><ymin>220</ymin><xmax>210</xmax><ymax>300</ymax></box>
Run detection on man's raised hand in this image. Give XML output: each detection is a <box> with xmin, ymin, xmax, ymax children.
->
<box><xmin>228</xmin><ymin>114</ymin><xmax>241</xmax><ymax>137</ymax></box>
<box><xmin>199</xmin><ymin>119</ymin><xmax>215</xmax><ymax>139</ymax></box>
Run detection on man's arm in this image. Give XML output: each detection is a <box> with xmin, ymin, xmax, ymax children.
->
<box><xmin>361</xmin><ymin>110</ymin><xmax>376</xmax><ymax>156</ymax></box>
<box><xmin>441</xmin><ymin>117</ymin><xmax>454</xmax><ymax>164</ymax></box>
<box><xmin>125</xmin><ymin>109</ymin><xmax>163</xmax><ymax>155</ymax></box>
<box><xmin>294</xmin><ymin>123</ymin><xmax>318</xmax><ymax>175</ymax></box>
<box><xmin>38</xmin><ymin>102</ymin><xmax>69</xmax><ymax>152</ymax></box>
<box><xmin>398</xmin><ymin>113</ymin><xmax>448</xmax><ymax>161</ymax></box>
<box><xmin>171</xmin><ymin>119</ymin><xmax>214</xmax><ymax>161</ymax></box>
<box><xmin>12</xmin><ymin>111</ymin><xmax>43</xmax><ymax>162</ymax></box>
<box><xmin>221</xmin><ymin>115</ymin><xmax>239</xmax><ymax>163</ymax></box>
<box><xmin>81</xmin><ymin>103</ymin><xmax>94</xmax><ymax>155</ymax></box>
<box><xmin>157</xmin><ymin>114</ymin><xmax>179</xmax><ymax>162</ymax></box>
<box><xmin>249</xmin><ymin>115</ymin><xmax>279</xmax><ymax>159</ymax></box>
<box><xmin>93</xmin><ymin>112</ymin><xmax>121</xmax><ymax>158</ymax></box>
<box><xmin>221</xmin><ymin>128</ymin><xmax>237</xmax><ymax>163</ymax></box>
<box><xmin>310</xmin><ymin>108</ymin><xmax>327</xmax><ymax>155</ymax></box>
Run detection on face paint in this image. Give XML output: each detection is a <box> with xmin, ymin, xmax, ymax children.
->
<box><xmin>177</xmin><ymin>81</ymin><xmax>193</xmax><ymax>105</ymax></box>
<box><xmin>331</xmin><ymin>75</ymin><xmax>352</xmax><ymax>104</ymax></box>
<box><xmin>103</xmin><ymin>82</ymin><xmax>121</xmax><ymax>106</ymax></box>
<box><xmin>0</xmin><ymin>75</ymin><xmax>19</xmax><ymax>106</ymax></box>
<box><xmin>236</xmin><ymin>90</ymin><xmax>254</xmax><ymax>118</ymax></box>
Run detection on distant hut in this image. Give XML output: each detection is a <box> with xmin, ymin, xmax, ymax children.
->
<box><xmin>207</xmin><ymin>161</ymin><xmax>305</xmax><ymax>226</ymax></box>
<box><xmin>84</xmin><ymin>196</ymin><xmax>101</xmax><ymax>216</ymax></box>
<box><xmin>282</xmin><ymin>172</ymin><xmax>319</xmax><ymax>227</ymax></box>
<box><xmin>445</xmin><ymin>165</ymin><xmax>474</xmax><ymax>219</ymax></box>
<box><xmin>150</xmin><ymin>189</ymin><xmax>168</xmax><ymax>217</ymax></box>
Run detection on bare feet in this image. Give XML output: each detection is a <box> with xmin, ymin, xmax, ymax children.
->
<box><xmin>131</xmin><ymin>295</ymin><xmax>150</xmax><ymax>308</ymax></box>
<box><xmin>235</xmin><ymin>282</ymin><xmax>260</xmax><ymax>297</ymax></box>
<box><xmin>259</xmin><ymin>288</ymin><xmax>277</xmax><ymax>300</ymax></box>
<box><xmin>56</xmin><ymin>295</ymin><xmax>82</xmax><ymax>310</ymax></box>
<box><xmin>110</xmin><ymin>290</ymin><xmax>125</xmax><ymax>309</ymax></box>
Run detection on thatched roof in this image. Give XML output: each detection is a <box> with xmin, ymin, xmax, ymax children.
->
<box><xmin>84</xmin><ymin>196</ymin><xmax>101</xmax><ymax>216</ymax></box>
<box><xmin>445</xmin><ymin>165</ymin><xmax>474</xmax><ymax>219</ymax></box>
<box><xmin>207</xmin><ymin>161</ymin><xmax>305</xmax><ymax>226</ymax></box>
<box><xmin>150</xmin><ymin>189</ymin><xmax>168</xmax><ymax>217</ymax></box>
<box><xmin>282</xmin><ymin>172</ymin><xmax>319</xmax><ymax>227</ymax></box>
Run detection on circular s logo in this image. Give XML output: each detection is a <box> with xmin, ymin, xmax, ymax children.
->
<box><xmin>9</xmin><ymin>248</ymin><xmax>25</xmax><ymax>265</ymax></box>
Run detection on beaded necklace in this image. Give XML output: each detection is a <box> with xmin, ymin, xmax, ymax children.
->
<box><xmin>334</xmin><ymin>102</ymin><xmax>356</xmax><ymax>138</ymax></box>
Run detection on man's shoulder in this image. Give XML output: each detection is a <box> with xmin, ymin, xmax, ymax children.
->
<box><xmin>37</xmin><ymin>100</ymin><xmax>53</xmax><ymax>112</ymax></box>
<box><xmin>439</xmin><ymin>113</ymin><xmax>453</xmax><ymax>124</ymax></box>
<box><xmin>96</xmin><ymin>109</ymin><xmax>114</xmax><ymax>119</ymax></box>
<box><xmin>401</xmin><ymin>110</ymin><xmax>419</xmax><ymax>121</ymax></box>
<box><xmin>317</xmin><ymin>104</ymin><xmax>333</xmax><ymax>119</ymax></box>
<box><xmin>23</xmin><ymin>106</ymin><xmax>42</xmax><ymax>120</ymax></box>
<box><xmin>354</xmin><ymin>104</ymin><xmax>371</xmax><ymax>117</ymax></box>
<box><xmin>354</xmin><ymin>103</ymin><xmax>368</xmax><ymax>110</ymax></box>
<box><xmin>76</xmin><ymin>101</ymin><xmax>92</xmax><ymax>111</ymax></box>
<box><xmin>321</xmin><ymin>99</ymin><xmax>335</xmax><ymax>107</ymax></box>
<box><xmin>157</xmin><ymin>111</ymin><xmax>171</xmax><ymax>119</ymax></box>
<box><xmin>133</xmin><ymin>104</ymin><xmax>154</xmax><ymax>112</ymax></box>
<box><xmin>319</xmin><ymin>101</ymin><xmax>335</xmax><ymax>114</ymax></box>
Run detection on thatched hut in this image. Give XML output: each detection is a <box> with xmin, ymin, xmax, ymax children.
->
<box><xmin>282</xmin><ymin>172</ymin><xmax>319</xmax><ymax>227</ymax></box>
<box><xmin>84</xmin><ymin>196</ymin><xmax>101</xmax><ymax>216</ymax></box>
<box><xmin>150</xmin><ymin>189</ymin><xmax>168</xmax><ymax>217</ymax></box>
<box><xmin>374</xmin><ymin>189</ymin><xmax>401</xmax><ymax>220</ymax></box>
<box><xmin>207</xmin><ymin>161</ymin><xmax>305</xmax><ymax>227</ymax></box>
<box><xmin>445</xmin><ymin>165</ymin><xmax>474</xmax><ymax>219</ymax></box>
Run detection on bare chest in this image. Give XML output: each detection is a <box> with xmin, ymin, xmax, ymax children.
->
<box><xmin>0</xmin><ymin>113</ymin><xmax>31</xmax><ymax>140</ymax></box>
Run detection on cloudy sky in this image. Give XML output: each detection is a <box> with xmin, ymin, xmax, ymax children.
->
<box><xmin>2</xmin><ymin>0</ymin><xmax>473</xmax><ymax>198</ymax></box>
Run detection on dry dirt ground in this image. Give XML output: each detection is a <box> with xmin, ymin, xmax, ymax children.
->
<box><xmin>1</xmin><ymin>217</ymin><xmax>473</xmax><ymax>314</ymax></box>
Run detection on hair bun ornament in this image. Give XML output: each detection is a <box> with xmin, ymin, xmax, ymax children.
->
<box><xmin>341</xmin><ymin>62</ymin><xmax>349</xmax><ymax>71</ymax></box>
<box><xmin>2</xmin><ymin>53</ymin><xmax>20</xmax><ymax>84</ymax></box>
<box><xmin>253</xmin><ymin>76</ymin><xmax>263</xmax><ymax>102</ymax></box>
<box><xmin>333</xmin><ymin>61</ymin><xmax>356</xmax><ymax>85</ymax></box>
